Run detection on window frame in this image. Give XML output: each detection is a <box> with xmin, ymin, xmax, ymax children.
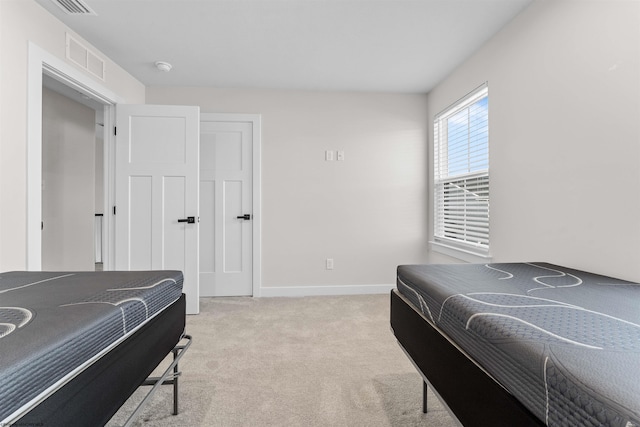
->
<box><xmin>432</xmin><ymin>83</ymin><xmax>490</xmax><ymax>260</ymax></box>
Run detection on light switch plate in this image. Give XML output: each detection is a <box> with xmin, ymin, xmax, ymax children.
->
<box><xmin>326</xmin><ymin>258</ymin><xmax>334</xmax><ymax>270</ymax></box>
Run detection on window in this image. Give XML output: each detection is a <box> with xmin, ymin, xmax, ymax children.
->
<box><xmin>433</xmin><ymin>84</ymin><xmax>489</xmax><ymax>256</ymax></box>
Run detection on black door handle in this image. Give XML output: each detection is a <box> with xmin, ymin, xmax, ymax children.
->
<box><xmin>236</xmin><ymin>214</ymin><xmax>251</xmax><ymax>220</ymax></box>
<box><xmin>178</xmin><ymin>216</ymin><xmax>196</xmax><ymax>224</ymax></box>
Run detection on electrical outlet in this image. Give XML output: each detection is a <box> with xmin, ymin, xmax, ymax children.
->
<box><xmin>326</xmin><ymin>258</ymin><xmax>334</xmax><ymax>270</ymax></box>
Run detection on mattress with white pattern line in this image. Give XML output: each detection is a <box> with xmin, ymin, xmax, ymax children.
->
<box><xmin>396</xmin><ymin>262</ymin><xmax>640</xmax><ymax>427</ymax></box>
<box><xmin>0</xmin><ymin>270</ymin><xmax>183</xmax><ymax>424</ymax></box>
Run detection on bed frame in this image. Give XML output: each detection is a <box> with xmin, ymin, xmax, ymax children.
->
<box><xmin>390</xmin><ymin>289</ymin><xmax>544</xmax><ymax>427</ymax></box>
<box><xmin>15</xmin><ymin>293</ymin><xmax>190</xmax><ymax>427</ymax></box>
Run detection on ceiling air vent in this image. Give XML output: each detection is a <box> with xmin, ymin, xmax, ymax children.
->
<box><xmin>51</xmin><ymin>0</ymin><xmax>97</xmax><ymax>15</ymax></box>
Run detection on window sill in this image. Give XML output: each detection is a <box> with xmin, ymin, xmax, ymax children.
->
<box><xmin>430</xmin><ymin>241</ymin><xmax>493</xmax><ymax>264</ymax></box>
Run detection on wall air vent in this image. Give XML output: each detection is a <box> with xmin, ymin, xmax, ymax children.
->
<box><xmin>51</xmin><ymin>0</ymin><xmax>97</xmax><ymax>15</ymax></box>
<box><xmin>66</xmin><ymin>33</ymin><xmax>106</xmax><ymax>81</ymax></box>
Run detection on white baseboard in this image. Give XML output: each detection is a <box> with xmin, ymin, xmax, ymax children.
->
<box><xmin>259</xmin><ymin>284</ymin><xmax>395</xmax><ymax>298</ymax></box>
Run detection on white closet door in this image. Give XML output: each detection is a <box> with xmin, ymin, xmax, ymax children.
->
<box><xmin>200</xmin><ymin>119</ymin><xmax>253</xmax><ymax>297</ymax></box>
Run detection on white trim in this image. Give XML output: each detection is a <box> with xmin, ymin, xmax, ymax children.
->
<box><xmin>430</xmin><ymin>240</ymin><xmax>493</xmax><ymax>263</ymax></box>
<box><xmin>434</xmin><ymin>82</ymin><xmax>488</xmax><ymax>122</ymax></box>
<box><xmin>253</xmin><ymin>117</ymin><xmax>262</xmax><ymax>297</ymax></box>
<box><xmin>199</xmin><ymin>113</ymin><xmax>262</xmax><ymax>298</ymax></box>
<box><xmin>104</xmin><ymin>105</ymin><xmax>117</xmax><ymax>271</ymax></box>
<box><xmin>260</xmin><ymin>284</ymin><xmax>395</xmax><ymax>298</ymax></box>
<box><xmin>27</xmin><ymin>42</ymin><xmax>122</xmax><ymax>271</ymax></box>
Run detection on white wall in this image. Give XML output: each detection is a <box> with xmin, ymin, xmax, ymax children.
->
<box><xmin>6</xmin><ymin>0</ymin><xmax>634</xmax><ymax>288</ymax></box>
<box><xmin>426</xmin><ymin>0</ymin><xmax>640</xmax><ymax>281</ymax></box>
<box><xmin>0</xmin><ymin>0</ymin><xmax>145</xmax><ymax>271</ymax></box>
<box><xmin>42</xmin><ymin>87</ymin><xmax>95</xmax><ymax>270</ymax></box>
<box><xmin>148</xmin><ymin>88</ymin><xmax>429</xmax><ymax>290</ymax></box>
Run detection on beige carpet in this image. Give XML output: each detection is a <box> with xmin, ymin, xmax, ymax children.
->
<box><xmin>107</xmin><ymin>294</ymin><xmax>458</xmax><ymax>426</ymax></box>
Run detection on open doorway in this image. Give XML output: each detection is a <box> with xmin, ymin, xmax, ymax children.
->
<box><xmin>41</xmin><ymin>75</ymin><xmax>105</xmax><ymax>271</ymax></box>
<box><xmin>27</xmin><ymin>43</ymin><xmax>120</xmax><ymax>271</ymax></box>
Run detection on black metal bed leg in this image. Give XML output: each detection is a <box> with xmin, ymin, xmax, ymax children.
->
<box><xmin>125</xmin><ymin>334</ymin><xmax>191</xmax><ymax>427</ymax></box>
<box><xmin>423</xmin><ymin>381</ymin><xmax>428</xmax><ymax>414</ymax></box>
<box><xmin>172</xmin><ymin>347</ymin><xmax>179</xmax><ymax>415</ymax></box>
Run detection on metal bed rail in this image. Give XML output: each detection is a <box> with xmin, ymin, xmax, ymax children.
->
<box><xmin>122</xmin><ymin>333</ymin><xmax>193</xmax><ymax>427</ymax></box>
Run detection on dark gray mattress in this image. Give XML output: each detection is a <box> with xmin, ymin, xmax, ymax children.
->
<box><xmin>396</xmin><ymin>262</ymin><xmax>640</xmax><ymax>427</ymax></box>
<box><xmin>0</xmin><ymin>270</ymin><xmax>183</xmax><ymax>424</ymax></box>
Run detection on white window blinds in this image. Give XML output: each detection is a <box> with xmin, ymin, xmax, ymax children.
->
<box><xmin>434</xmin><ymin>84</ymin><xmax>489</xmax><ymax>253</ymax></box>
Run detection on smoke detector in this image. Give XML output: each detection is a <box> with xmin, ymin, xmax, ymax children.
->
<box><xmin>155</xmin><ymin>61</ymin><xmax>173</xmax><ymax>72</ymax></box>
<box><xmin>51</xmin><ymin>0</ymin><xmax>97</xmax><ymax>15</ymax></box>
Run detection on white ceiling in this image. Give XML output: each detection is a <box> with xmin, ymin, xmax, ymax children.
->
<box><xmin>34</xmin><ymin>0</ymin><xmax>533</xmax><ymax>93</ymax></box>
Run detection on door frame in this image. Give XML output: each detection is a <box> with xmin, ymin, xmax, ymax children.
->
<box><xmin>200</xmin><ymin>113</ymin><xmax>262</xmax><ymax>297</ymax></box>
<box><xmin>26</xmin><ymin>46</ymin><xmax>263</xmax><ymax>297</ymax></box>
<box><xmin>27</xmin><ymin>42</ymin><xmax>121</xmax><ymax>270</ymax></box>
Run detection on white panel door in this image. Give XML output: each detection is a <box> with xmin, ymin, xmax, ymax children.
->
<box><xmin>200</xmin><ymin>119</ymin><xmax>253</xmax><ymax>296</ymax></box>
<box><xmin>115</xmin><ymin>104</ymin><xmax>200</xmax><ymax>314</ymax></box>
